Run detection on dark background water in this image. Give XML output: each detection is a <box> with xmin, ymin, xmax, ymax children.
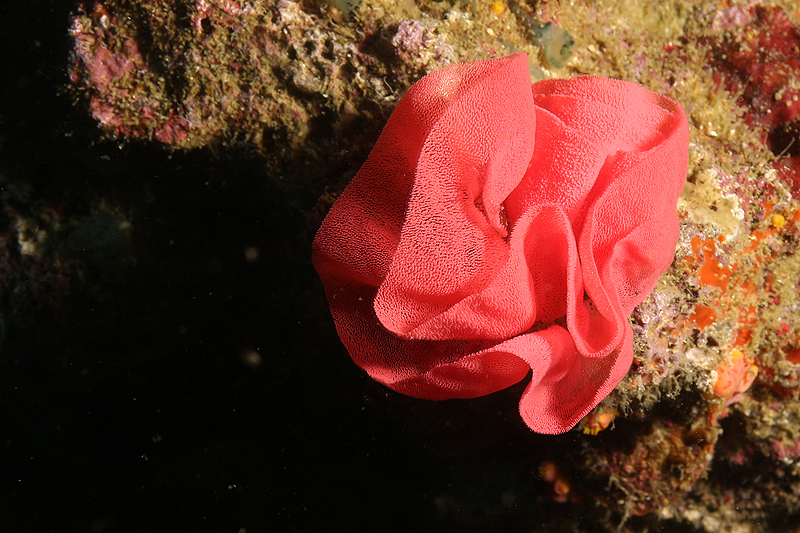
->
<box><xmin>0</xmin><ymin>2</ymin><xmax>599</xmax><ymax>532</ymax></box>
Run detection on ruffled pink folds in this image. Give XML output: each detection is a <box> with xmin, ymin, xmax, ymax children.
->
<box><xmin>312</xmin><ymin>53</ymin><xmax>689</xmax><ymax>434</ymax></box>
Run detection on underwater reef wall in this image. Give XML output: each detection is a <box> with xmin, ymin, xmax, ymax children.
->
<box><xmin>7</xmin><ymin>0</ymin><xmax>798</xmax><ymax>531</ymax></box>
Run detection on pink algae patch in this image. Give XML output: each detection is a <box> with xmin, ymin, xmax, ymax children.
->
<box><xmin>713</xmin><ymin>350</ymin><xmax>758</xmax><ymax>406</ymax></box>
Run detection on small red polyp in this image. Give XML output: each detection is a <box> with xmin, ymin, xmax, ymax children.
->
<box><xmin>313</xmin><ymin>53</ymin><xmax>689</xmax><ymax>434</ymax></box>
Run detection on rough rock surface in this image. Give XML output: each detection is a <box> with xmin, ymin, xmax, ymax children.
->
<box><xmin>3</xmin><ymin>0</ymin><xmax>800</xmax><ymax>531</ymax></box>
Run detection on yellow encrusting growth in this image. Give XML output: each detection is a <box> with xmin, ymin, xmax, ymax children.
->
<box><xmin>581</xmin><ymin>408</ymin><xmax>618</xmax><ymax>435</ymax></box>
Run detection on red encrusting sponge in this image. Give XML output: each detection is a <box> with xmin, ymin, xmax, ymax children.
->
<box><xmin>312</xmin><ymin>53</ymin><xmax>689</xmax><ymax>434</ymax></box>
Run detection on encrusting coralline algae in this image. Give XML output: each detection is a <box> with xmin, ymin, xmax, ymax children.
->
<box><xmin>64</xmin><ymin>0</ymin><xmax>800</xmax><ymax>530</ymax></box>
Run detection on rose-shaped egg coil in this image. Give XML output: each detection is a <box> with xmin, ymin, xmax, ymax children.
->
<box><xmin>313</xmin><ymin>53</ymin><xmax>689</xmax><ymax>434</ymax></box>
